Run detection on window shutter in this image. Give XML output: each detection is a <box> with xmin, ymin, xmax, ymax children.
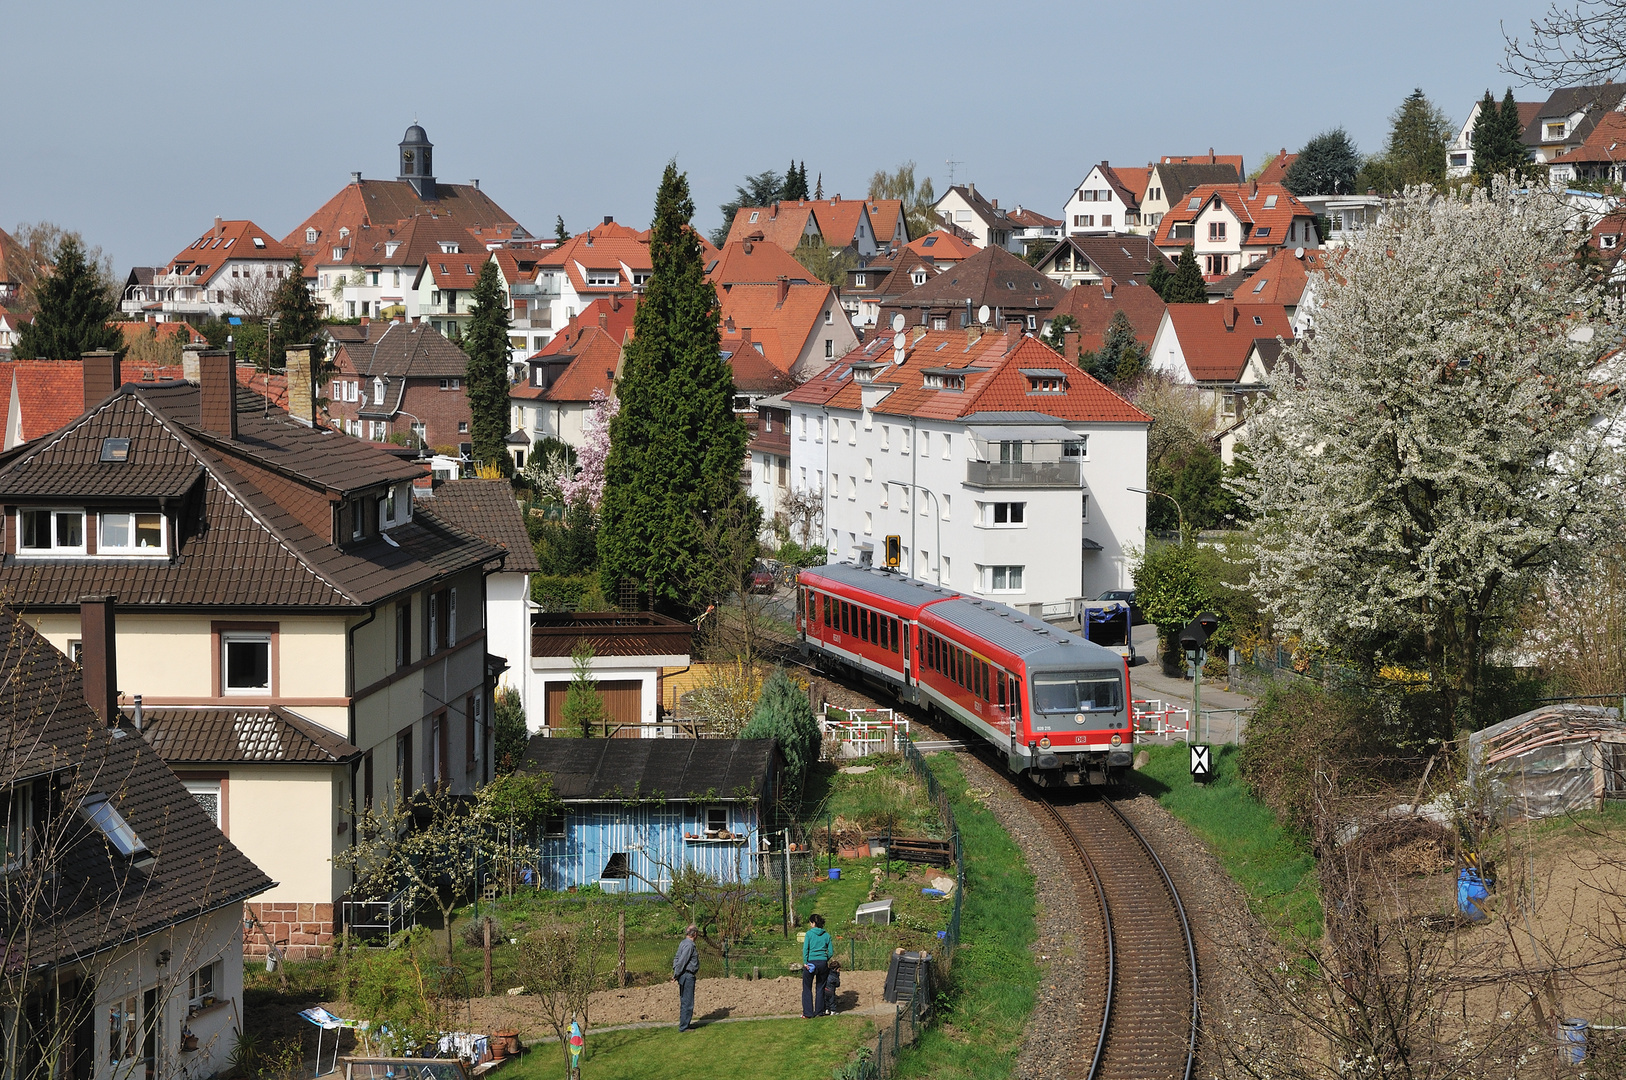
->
<box><xmin>448</xmin><ymin>589</ymin><xmax>458</xmax><ymax>647</ymax></box>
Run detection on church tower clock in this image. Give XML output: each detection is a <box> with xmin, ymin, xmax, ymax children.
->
<box><xmin>398</xmin><ymin>123</ymin><xmax>437</xmax><ymax>200</ymax></box>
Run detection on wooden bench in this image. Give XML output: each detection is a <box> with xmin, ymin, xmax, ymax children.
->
<box><xmin>887</xmin><ymin>838</ymin><xmax>952</xmax><ymax>868</ymax></box>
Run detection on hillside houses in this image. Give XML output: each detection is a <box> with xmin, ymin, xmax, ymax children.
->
<box><xmin>878</xmin><ymin>245</ymin><xmax>1064</xmax><ymax>336</ymax></box>
<box><xmin>119</xmin><ymin>218</ymin><xmax>295</xmax><ymax>324</ymax></box>
<box><xmin>1152</xmin><ymin>181</ymin><xmax>1323</xmax><ymax>279</ymax></box>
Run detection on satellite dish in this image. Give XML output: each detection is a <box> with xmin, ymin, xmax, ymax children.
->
<box><xmin>893</xmin><ymin>347</ymin><xmax>906</xmax><ymax>364</ymax></box>
<box><xmin>891</xmin><ymin>313</ymin><xmax>906</xmax><ymax>332</ymax></box>
<box><xmin>977</xmin><ymin>304</ymin><xmax>990</xmax><ymax>324</ymax></box>
<box><xmin>1294</xmin><ymin>247</ymin><xmax>1305</xmax><ymax>259</ymax></box>
<box><xmin>892</xmin><ymin>332</ymin><xmax>906</xmax><ymax>350</ymax></box>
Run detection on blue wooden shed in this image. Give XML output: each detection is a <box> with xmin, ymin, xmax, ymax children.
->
<box><xmin>520</xmin><ymin>738</ymin><xmax>781</xmax><ymax>892</ymax></box>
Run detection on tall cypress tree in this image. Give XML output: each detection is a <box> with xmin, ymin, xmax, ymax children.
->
<box><xmin>1497</xmin><ymin>87</ymin><xmax>1529</xmax><ymax>182</ymax></box>
<box><xmin>1162</xmin><ymin>245</ymin><xmax>1208</xmax><ymax>304</ymax></box>
<box><xmin>16</xmin><ymin>235</ymin><xmax>123</xmax><ymax>360</ymax></box>
<box><xmin>598</xmin><ymin>163</ymin><xmax>754</xmax><ymax>614</ymax></box>
<box><xmin>463</xmin><ymin>259</ymin><xmax>513</xmax><ymax>474</ymax></box>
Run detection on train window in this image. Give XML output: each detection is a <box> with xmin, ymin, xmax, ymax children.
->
<box><xmin>1031</xmin><ymin>671</ymin><xmax>1124</xmax><ymax>714</ymax></box>
<box><xmin>864</xmin><ymin>608</ymin><xmax>873</xmax><ymax>643</ymax></box>
<box><xmin>843</xmin><ymin>602</ymin><xmax>852</xmax><ymax>635</ymax></box>
<box><xmin>996</xmin><ymin>669</ymin><xmax>1006</xmax><ymax>707</ymax></box>
<box><xmin>1010</xmin><ymin>675</ymin><xmax>1021</xmax><ymax>717</ymax></box>
<box><xmin>822</xmin><ymin>594</ymin><xmax>830</xmax><ymax>625</ymax></box>
<box><xmin>955</xmin><ymin>649</ymin><xmax>965</xmax><ymax>688</ymax></box>
<box><xmin>890</xmin><ymin>618</ymin><xmax>899</xmax><ymax>653</ymax></box>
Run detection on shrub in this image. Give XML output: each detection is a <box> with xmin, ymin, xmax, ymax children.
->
<box><xmin>493</xmin><ymin>686</ymin><xmax>529</xmax><ymax>773</ymax></box>
<box><xmin>1235</xmin><ymin>681</ymin><xmax>1365</xmax><ymax>837</ymax></box>
<box><xmin>741</xmin><ymin>666</ymin><xmax>820</xmax><ymax>808</ymax></box>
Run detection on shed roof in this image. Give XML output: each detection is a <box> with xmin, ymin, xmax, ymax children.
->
<box><xmin>521</xmin><ymin>738</ymin><xmax>777</xmax><ymax>802</ymax></box>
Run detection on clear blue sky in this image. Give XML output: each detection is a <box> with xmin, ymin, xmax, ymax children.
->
<box><xmin>2</xmin><ymin>0</ymin><xmax>1549</xmax><ymax>272</ymax></box>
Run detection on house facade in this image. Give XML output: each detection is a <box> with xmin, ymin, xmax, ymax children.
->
<box><xmin>1063</xmin><ymin>163</ymin><xmax>1150</xmax><ymax>236</ymax></box>
<box><xmin>1137</xmin><ymin>160</ymin><xmax>1242</xmax><ymax>232</ymax></box>
<box><xmin>1152</xmin><ymin>182</ymin><xmax>1322</xmax><ymax>279</ymax></box>
<box><xmin>1148</xmin><ymin>301</ymin><xmax>1296</xmax><ymax>427</ymax></box>
<box><xmin>1033</xmin><ymin>234</ymin><xmax>1174</xmax><ymax>291</ymax></box>
<box><xmin>931</xmin><ymin>185</ymin><xmax>1012</xmax><ymax>250</ymax></box>
<box><xmin>119</xmin><ymin>218</ymin><xmax>296</xmax><ymax>324</ymax></box>
<box><xmin>524</xmin><ymin>613</ymin><xmax>694</xmax><ymax>737</ymax></box>
<box><xmin>0</xmin><ymin>599</ymin><xmax>272</xmax><ymax>1079</ymax></box>
<box><xmin>877</xmin><ymin>244</ymin><xmax>1065</xmax><ymax>337</ymax></box>
<box><xmin>510</xmin><ymin>297</ymin><xmax>635</xmax><ymax>453</ymax></box>
<box><xmin>519</xmin><ymin>739</ymin><xmax>778</xmax><ymax>891</ymax></box>
<box><xmin>326</xmin><ymin>319</ymin><xmax>473</xmax><ymax>451</ymax></box>
<box><xmin>784</xmin><ymin>327</ymin><xmax>1150</xmax><ymax>614</ymax></box>
<box><xmin>842</xmin><ymin>247</ymin><xmax>943</xmax><ymax>328</ymax></box>
<box><xmin>0</xmin><ymin>350</ymin><xmax>506</xmax><ymax>955</ymax></box>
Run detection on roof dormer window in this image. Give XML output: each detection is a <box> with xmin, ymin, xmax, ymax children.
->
<box><xmin>100</xmin><ymin>512</ymin><xmax>165</xmax><ymax>555</ymax></box>
<box><xmin>19</xmin><ymin>509</ymin><xmax>85</xmax><ymax>555</ymax></box>
<box><xmin>585</xmin><ymin>270</ymin><xmax>618</xmax><ymax>286</ymax></box>
<box><xmin>1546</xmin><ymin>122</ymin><xmax>1567</xmax><ymax>140</ymax></box>
<box><xmin>306</xmin><ymin>227</ymin><xmax>319</xmax><ymax>243</ymax></box>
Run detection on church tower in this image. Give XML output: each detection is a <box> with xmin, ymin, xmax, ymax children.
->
<box><xmin>398</xmin><ymin>123</ymin><xmax>436</xmax><ymax>200</ymax></box>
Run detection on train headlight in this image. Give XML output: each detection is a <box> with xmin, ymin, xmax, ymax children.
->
<box><xmin>1038</xmin><ymin>737</ymin><xmax>1051</xmax><ymax>750</ymax></box>
<box><xmin>1074</xmin><ymin>712</ymin><xmax>1085</xmax><ymax>726</ymax></box>
<box><xmin>1110</xmin><ymin>734</ymin><xmax>1122</xmax><ymax>747</ymax></box>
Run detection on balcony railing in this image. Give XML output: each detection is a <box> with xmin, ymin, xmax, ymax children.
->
<box><xmin>965</xmin><ymin>460</ymin><xmax>1082</xmax><ymax>489</ymax></box>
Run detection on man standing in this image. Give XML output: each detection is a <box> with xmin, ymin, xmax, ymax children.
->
<box><xmin>672</xmin><ymin>924</ymin><xmax>700</xmax><ymax>1031</ymax></box>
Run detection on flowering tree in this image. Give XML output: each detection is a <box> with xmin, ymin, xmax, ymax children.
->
<box><xmin>1238</xmin><ymin>179</ymin><xmax>1626</xmax><ymax>734</ymax></box>
<box><xmin>559</xmin><ymin>390</ymin><xmax>618</xmax><ymax>510</ymax></box>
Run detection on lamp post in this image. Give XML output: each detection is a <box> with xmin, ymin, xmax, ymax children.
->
<box><xmin>1127</xmin><ymin>485</ymin><xmax>1186</xmax><ymax>540</ymax></box>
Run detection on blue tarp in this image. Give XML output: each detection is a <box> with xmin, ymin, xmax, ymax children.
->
<box><xmin>1457</xmin><ymin>869</ymin><xmax>1490</xmax><ymax>920</ymax></box>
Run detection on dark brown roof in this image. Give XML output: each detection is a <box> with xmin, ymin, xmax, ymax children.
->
<box><xmin>338</xmin><ymin>321</ymin><xmax>471</xmax><ymax>381</ymax></box>
<box><xmin>0</xmin><ymin>384</ymin><xmax>504</xmax><ymax>611</ymax></box>
<box><xmin>1522</xmin><ymin>84</ymin><xmax>1626</xmax><ymax>147</ymax></box>
<box><xmin>1152</xmin><ymin>162</ymin><xmax>1243</xmax><ymax>204</ymax></box>
<box><xmin>0</xmin><ymin>392</ymin><xmax>202</xmax><ymax>499</ymax></box>
<box><xmin>520</xmin><ymin>738</ymin><xmax>777</xmax><ymax>802</ymax></box>
<box><xmin>419</xmin><ymin>479</ymin><xmax>539</xmax><ymax>572</ymax></box>
<box><xmin>878</xmin><ymin>244</ymin><xmax>1063</xmax><ymax>325</ymax></box>
<box><xmin>141</xmin><ymin>706</ymin><xmax>361</xmax><ymax>763</ymax></box>
<box><xmin>0</xmin><ymin>607</ymin><xmax>272</xmax><ymax>967</ymax></box>
<box><xmin>1036</xmin><ymin>235</ymin><xmax>1174</xmax><ymax>284</ymax></box>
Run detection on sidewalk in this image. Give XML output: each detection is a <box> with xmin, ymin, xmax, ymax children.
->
<box><xmin>1129</xmin><ymin>623</ymin><xmax>1255</xmax><ymax>744</ymax></box>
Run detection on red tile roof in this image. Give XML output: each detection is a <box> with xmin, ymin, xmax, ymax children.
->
<box><xmin>166</xmin><ymin>219</ymin><xmax>295</xmax><ymax>286</ymax></box>
<box><xmin>716</xmin><ymin>281</ymin><xmax>842</xmax><ymax>373</ymax></box>
<box><xmin>1094</xmin><ymin>165</ymin><xmax>1146</xmax><ymax>210</ymax></box>
<box><xmin>1161</xmin><ymin>152</ymin><xmax>1246</xmax><ymax>174</ymax></box>
<box><xmin>905</xmin><ymin>229</ymin><xmax>979</xmax><ymax>263</ymax></box>
<box><xmin>116</xmin><ymin>322</ymin><xmax>205</xmax><ymax>349</ymax></box>
<box><xmin>864</xmin><ymin>199</ymin><xmax>907</xmax><ymax>243</ymax></box>
<box><xmin>0</xmin><ymin>361</ymin><xmax>88</xmax><ymax>444</ymax></box>
<box><xmin>1049</xmin><ymin>282</ymin><xmax>1167</xmax><ymax>356</ymax></box>
<box><xmin>706</xmin><ymin>240</ymin><xmax>819</xmax><ymax>288</ymax></box>
<box><xmin>1224</xmin><ymin>246</ymin><xmax>1326</xmax><ymax>307</ymax></box>
<box><xmin>726</xmin><ymin>198</ymin><xmax>887</xmax><ymax>251</ymax></box>
<box><xmin>1548</xmin><ymin>112</ymin><xmax>1626</xmax><ymax>164</ymax></box>
<box><xmin>1254</xmin><ymin>151</ymin><xmax>1298</xmax><ymax>185</ymax></box>
<box><xmin>784</xmin><ymin>330</ymin><xmax>1149</xmax><ymax>424</ymax></box>
<box><xmin>236</xmin><ymin>366</ymin><xmax>290</xmax><ymax>410</ymax></box>
<box><xmin>537</xmin><ymin>220</ymin><xmax>652</xmax><ymax>295</ymax></box>
<box><xmin>724</xmin><ymin>203</ymin><xmax>822</xmax><ymax>252</ymax></box>
<box><xmin>1006</xmin><ymin>206</ymin><xmax>1064</xmax><ymax>228</ymax></box>
<box><xmin>517</xmin><ymin>297</ymin><xmax>640</xmax><ymax>404</ymax></box>
<box><xmin>1163</xmin><ymin>303</ymin><xmax>1295</xmax><ymax>381</ymax></box>
<box><xmin>282</xmin><ymin>177</ymin><xmax>523</xmax><ymax>268</ymax></box>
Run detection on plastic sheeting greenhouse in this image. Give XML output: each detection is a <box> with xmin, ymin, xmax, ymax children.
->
<box><xmin>1468</xmin><ymin>704</ymin><xmax>1626</xmax><ymax>819</ymax></box>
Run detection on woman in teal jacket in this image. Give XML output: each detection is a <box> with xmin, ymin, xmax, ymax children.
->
<box><xmin>802</xmin><ymin>913</ymin><xmax>834</xmax><ymax>1017</ymax></box>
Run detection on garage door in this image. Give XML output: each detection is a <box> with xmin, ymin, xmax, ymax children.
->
<box><xmin>544</xmin><ymin>679</ymin><xmax>644</xmax><ymax>737</ymax></box>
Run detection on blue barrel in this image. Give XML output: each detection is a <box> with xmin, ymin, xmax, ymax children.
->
<box><xmin>828</xmin><ymin>867</ymin><xmax>841</xmax><ymax>881</ymax></box>
<box><xmin>1457</xmin><ymin>869</ymin><xmax>1489</xmax><ymax>920</ymax></box>
<box><xmin>1560</xmin><ymin>1019</ymin><xmax>1588</xmax><ymax>1064</ymax></box>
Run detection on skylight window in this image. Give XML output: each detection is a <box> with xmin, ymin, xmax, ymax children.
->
<box><xmin>1255</xmin><ymin>227</ymin><xmax>1270</xmax><ymax>237</ymax></box>
<box><xmin>1252</xmin><ymin>278</ymin><xmax>1269</xmax><ymax>293</ymax></box>
<box><xmin>100</xmin><ymin>438</ymin><xmax>130</xmax><ymax>462</ymax></box>
<box><xmin>1253</xmin><ymin>315</ymin><xmax>1263</xmax><ymax>325</ymax></box>
<box><xmin>253</xmin><ymin>236</ymin><xmax>266</xmax><ymax>248</ymax></box>
<box><xmin>1264</xmin><ymin>195</ymin><xmax>1278</xmax><ymax>209</ymax></box>
<box><xmin>922</xmin><ymin>237</ymin><xmax>938</xmax><ymax>247</ymax></box>
<box><xmin>1187</xmin><ymin>198</ymin><xmax>1201</xmax><ymax>210</ymax></box>
<box><xmin>80</xmin><ymin>794</ymin><xmax>151</xmax><ymax>863</ymax></box>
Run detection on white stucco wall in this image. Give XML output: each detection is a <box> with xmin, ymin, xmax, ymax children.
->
<box><xmin>229</xmin><ymin>764</ymin><xmax>347</xmax><ymax>902</ymax></box>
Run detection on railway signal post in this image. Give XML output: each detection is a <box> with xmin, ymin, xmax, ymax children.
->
<box><xmin>1179</xmin><ymin>612</ymin><xmax>1219</xmax><ymax>741</ymax></box>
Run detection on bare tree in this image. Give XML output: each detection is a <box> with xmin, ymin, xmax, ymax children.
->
<box><xmin>7</xmin><ymin>221</ymin><xmax>119</xmax><ymax>313</ymax></box>
<box><xmin>783</xmin><ymin>486</ymin><xmax>825</xmax><ymax>549</ymax></box>
<box><xmin>1504</xmin><ymin>1</ymin><xmax>1626</xmax><ymax>88</ymax></box>
<box><xmin>512</xmin><ymin>908</ymin><xmax>609</xmax><ymax>1069</ymax></box>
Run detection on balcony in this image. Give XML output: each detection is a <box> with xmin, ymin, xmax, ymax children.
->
<box><xmin>965</xmin><ymin>460</ymin><xmax>1082</xmax><ymax>489</ymax></box>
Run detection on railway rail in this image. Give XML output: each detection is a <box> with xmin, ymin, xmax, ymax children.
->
<box><xmin>1039</xmin><ymin>795</ymin><xmax>1199</xmax><ymax>1080</ymax></box>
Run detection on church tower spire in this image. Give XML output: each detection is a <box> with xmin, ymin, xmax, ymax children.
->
<box><xmin>398</xmin><ymin>122</ymin><xmax>436</xmax><ymax>200</ymax></box>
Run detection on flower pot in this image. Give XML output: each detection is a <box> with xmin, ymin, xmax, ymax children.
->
<box><xmin>838</xmin><ymin>846</ymin><xmax>859</xmax><ymax>859</ymax></box>
<box><xmin>181</xmin><ymin>1034</ymin><xmax>199</xmax><ymax>1052</ymax></box>
<box><xmin>857</xmin><ymin>843</ymin><xmax>871</xmax><ymax>857</ymax></box>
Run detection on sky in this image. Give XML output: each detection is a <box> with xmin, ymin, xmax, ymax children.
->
<box><xmin>2</xmin><ymin>0</ymin><xmax>1554</xmax><ymax>274</ymax></box>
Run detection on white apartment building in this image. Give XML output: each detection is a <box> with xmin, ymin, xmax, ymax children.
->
<box><xmin>784</xmin><ymin>327</ymin><xmax>1149</xmax><ymax>617</ymax></box>
<box><xmin>120</xmin><ymin>218</ymin><xmax>297</xmax><ymax>323</ymax></box>
<box><xmin>1062</xmin><ymin>163</ymin><xmax>1150</xmax><ymax>236</ymax></box>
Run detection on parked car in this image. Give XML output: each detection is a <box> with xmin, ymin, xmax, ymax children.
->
<box><xmin>747</xmin><ymin>562</ymin><xmax>776</xmax><ymax>594</ymax></box>
<box><xmin>1096</xmin><ymin>590</ymin><xmax>1142</xmax><ymax>625</ymax></box>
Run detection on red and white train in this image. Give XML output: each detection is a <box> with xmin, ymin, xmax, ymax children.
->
<box><xmin>797</xmin><ymin>562</ymin><xmax>1134</xmax><ymax>786</ymax></box>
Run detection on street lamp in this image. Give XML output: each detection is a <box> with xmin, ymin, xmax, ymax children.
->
<box><xmin>1127</xmin><ymin>485</ymin><xmax>1185</xmax><ymax>540</ymax></box>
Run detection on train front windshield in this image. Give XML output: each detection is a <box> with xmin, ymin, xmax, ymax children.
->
<box><xmin>1030</xmin><ymin>671</ymin><xmax>1124</xmax><ymax>714</ymax></box>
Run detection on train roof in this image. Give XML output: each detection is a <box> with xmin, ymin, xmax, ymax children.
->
<box><xmin>923</xmin><ymin>596</ymin><xmax>1125</xmax><ymax>672</ymax></box>
<box><xmin>799</xmin><ymin>561</ymin><xmax>960</xmax><ymax>609</ymax></box>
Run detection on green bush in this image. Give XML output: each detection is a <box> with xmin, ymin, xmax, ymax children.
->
<box><xmin>532</xmin><ymin>573</ymin><xmax>601</xmax><ymax>611</ymax></box>
<box><xmin>774</xmin><ymin>539</ymin><xmax>826</xmax><ymax>568</ymax></box>
<box><xmin>493</xmin><ymin>686</ymin><xmax>529</xmax><ymax>773</ymax></box>
<box><xmin>742</xmin><ymin>667</ymin><xmax>819</xmax><ymax>807</ymax></box>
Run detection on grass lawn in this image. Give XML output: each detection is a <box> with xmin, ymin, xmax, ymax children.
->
<box><xmin>1127</xmin><ymin>743</ymin><xmax>1322</xmax><ymax>941</ymax></box>
<box><xmin>502</xmin><ymin>1017</ymin><xmax>874</xmax><ymax>1080</ymax></box>
<box><xmin>892</xmin><ymin>753</ymin><xmax>1038</xmax><ymax>1080</ymax></box>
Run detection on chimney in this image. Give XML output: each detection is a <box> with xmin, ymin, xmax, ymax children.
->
<box><xmin>1208</xmin><ymin>147</ymin><xmax>1215</xmax><ymax>162</ymax></box>
<box><xmin>611</xmin><ymin>296</ymin><xmax>622</xmax><ymax>312</ymax></box>
<box><xmin>598</xmin><ymin>309</ymin><xmax>608</xmax><ymax>329</ymax></box>
<box><xmin>724</xmin><ymin>315</ymin><xmax>735</xmax><ymax>332</ymax></box>
<box><xmin>1103</xmin><ymin>277</ymin><xmax>1115</xmax><ymax>297</ymax></box>
<box><xmin>741</xmin><ymin>326</ymin><xmax>753</xmax><ymax>346</ymax></box>
<box><xmin>1251</xmin><ymin>179</ymin><xmax>1259</xmax><ymax>198</ymax></box>
<box><xmin>286</xmin><ymin>344</ymin><xmax>316</xmax><ymax>426</ymax></box>
<box><xmin>776</xmin><ymin>275</ymin><xmax>790</xmax><ymax>306</ymax></box>
<box><xmin>181</xmin><ymin>342</ymin><xmax>204</xmax><ymax>384</ymax></box>
<box><xmin>410</xmin><ymin>314</ymin><xmax>420</xmax><ymax>326</ymax></box>
<box><xmin>603</xmin><ymin>215</ymin><xmax>614</xmax><ymax>225</ymax></box>
<box><xmin>198</xmin><ymin>350</ymin><xmax>237</xmax><ymax>438</ymax></box>
<box><xmin>1063</xmin><ymin>329</ymin><xmax>1079</xmax><ymax>359</ymax></box>
<box><xmin>911</xmin><ymin>324</ymin><xmax>929</xmax><ymax>344</ymax></box>
<box><xmin>351</xmin><ymin>171</ymin><xmax>362</xmax><ymax>184</ymax></box>
<box><xmin>1223</xmin><ymin>304</ymin><xmax>1237</xmax><ymax>331</ymax></box>
<box><xmin>967</xmin><ymin>324</ymin><xmax>985</xmax><ymax>347</ymax></box>
<box><xmin>214</xmin><ymin>215</ymin><xmax>223</xmax><ymax>237</ymax></box>
<box><xmin>359</xmin><ymin>315</ymin><xmax>369</xmax><ymax>329</ymax></box>
<box><xmin>81</xmin><ymin>350</ymin><xmax>122</xmax><ymax>405</ymax></box>
<box><xmin>991</xmin><ymin>199</ymin><xmax>998</xmax><ymax>210</ymax></box>
<box><xmin>742</xmin><ymin>240</ymin><xmax>753</xmax><ymax>254</ymax></box>
<box><xmin>470</xmin><ymin>178</ymin><xmax>480</xmax><ymax>189</ymax></box>
<box><xmin>770</xmin><ymin>202</ymin><xmax>779</xmax><ymax>219</ymax></box>
<box><xmin>79</xmin><ymin>596</ymin><xmax>119</xmax><ymax>727</ymax></box>
<box><xmin>1005</xmin><ymin>322</ymin><xmax>1023</xmax><ymax>345</ymax></box>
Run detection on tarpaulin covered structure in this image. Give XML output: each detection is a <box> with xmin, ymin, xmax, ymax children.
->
<box><xmin>1468</xmin><ymin>704</ymin><xmax>1626</xmax><ymax>819</ymax></box>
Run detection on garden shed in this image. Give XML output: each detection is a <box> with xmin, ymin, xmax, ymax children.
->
<box><xmin>519</xmin><ymin>738</ymin><xmax>782</xmax><ymax>891</ymax></box>
<box><xmin>1468</xmin><ymin>704</ymin><xmax>1626</xmax><ymax>819</ymax></box>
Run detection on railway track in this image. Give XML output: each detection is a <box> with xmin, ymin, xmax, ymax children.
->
<box><xmin>1041</xmin><ymin>794</ymin><xmax>1199</xmax><ymax>1080</ymax></box>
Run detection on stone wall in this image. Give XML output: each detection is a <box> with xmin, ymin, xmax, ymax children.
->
<box><xmin>244</xmin><ymin>901</ymin><xmax>335</xmax><ymax>961</ymax></box>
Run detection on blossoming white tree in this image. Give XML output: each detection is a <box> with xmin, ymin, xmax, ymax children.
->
<box><xmin>1239</xmin><ymin>179</ymin><xmax>1626</xmax><ymax>733</ymax></box>
<box><xmin>559</xmin><ymin>390</ymin><xmax>618</xmax><ymax>510</ymax></box>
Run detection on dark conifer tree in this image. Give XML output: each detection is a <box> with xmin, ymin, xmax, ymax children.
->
<box><xmin>16</xmin><ymin>236</ymin><xmax>123</xmax><ymax>360</ymax></box>
<box><xmin>599</xmin><ymin>163</ymin><xmax>756</xmax><ymax>613</ymax></box>
<box><xmin>268</xmin><ymin>255</ymin><xmax>324</xmax><ymax>372</ymax></box>
<box><xmin>463</xmin><ymin>260</ymin><xmax>514</xmax><ymax>474</ymax></box>
<box><xmin>555</xmin><ymin>215</ymin><xmax>571</xmax><ymax>243</ymax></box>
<box><xmin>1147</xmin><ymin>259</ymin><xmax>1171</xmax><ymax>300</ymax></box>
<box><xmin>1283</xmin><ymin>128</ymin><xmax>1360</xmax><ymax>195</ymax></box>
<box><xmin>1162</xmin><ymin>245</ymin><xmax>1208</xmax><ymax>304</ymax></box>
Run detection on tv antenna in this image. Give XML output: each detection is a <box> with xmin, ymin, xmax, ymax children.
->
<box><xmin>945</xmin><ymin>158</ymin><xmax>963</xmax><ymax>185</ymax></box>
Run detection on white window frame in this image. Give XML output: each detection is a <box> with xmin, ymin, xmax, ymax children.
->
<box><xmin>980</xmin><ymin>564</ymin><xmax>1025</xmax><ymax>593</ymax></box>
<box><xmin>1063</xmin><ymin>436</ymin><xmax>1089</xmax><ymax>460</ymax></box>
<box><xmin>984</xmin><ymin>501</ymin><xmax>1026</xmax><ymax>527</ymax></box>
<box><xmin>98</xmin><ymin>511</ymin><xmax>167</xmax><ymax>556</ymax></box>
<box><xmin>220</xmin><ymin>633</ymin><xmax>272</xmax><ymax>696</ymax></box>
<box><xmin>17</xmin><ymin>508</ymin><xmax>86</xmax><ymax>556</ymax></box>
<box><xmin>2</xmin><ymin>785</ymin><xmax>33</xmax><ymax>875</ymax></box>
<box><xmin>188</xmin><ymin>958</ymin><xmax>222</xmax><ymax>1012</ymax></box>
<box><xmin>185</xmin><ymin>780</ymin><xmax>221</xmax><ymax>829</ymax></box>
<box><xmin>584</xmin><ymin>270</ymin><xmax>618</xmax><ymax>287</ymax></box>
